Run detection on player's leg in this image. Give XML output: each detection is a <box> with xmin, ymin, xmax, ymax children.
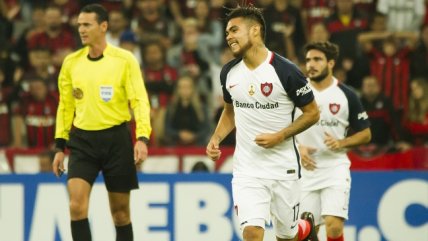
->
<box><xmin>300</xmin><ymin>190</ymin><xmax>322</xmax><ymax>229</ymax></box>
<box><xmin>66</xmin><ymin>128</ymin><xmax>103</xmax><ymax>241</ymax></box>
<box><xmin>108</xmin><ymin>191</ymin><xmax>133</xmax><ymax>241</ymax></box>
<box><xmin>103</xmin><ymin>124</ymin><xmax>139</xmax><ymax>241</ymax></box>
<box><xmin>243</xmin><ymin>225</ymin><xmax>265</xmax><ymax>241</ymax></box>
<box><xmin>272</xmin><ymin>180</ymin><xmax>318</xmax><ymax>241</ymax></box>
<box><xmin>232</xmin><ymin>177</ymin><xmax>270</xmax><ymax>241</ymax></box>
<box><xmin>324</xmin><ymin>215</ymin><xmax>345</xmax><ymax>240</ymax></box>
<box><xmin>320</xmin><ymin>187</ymin><xmax>349</xmax><ymax>241</ymax></box>
<box><xmin>68</xmin><ymin>178</ymin><xmax>93</xmax><ymax>241</ymax></box>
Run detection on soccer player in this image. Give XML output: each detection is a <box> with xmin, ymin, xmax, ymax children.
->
<box><xmin>52</xmin><ymin>4</ymin><xmax>151</xmax><ymax>241</ymax></box>
<box><xmin>206</xmin><ymin>4</ymin><xmax>320</xmax><ymax>241</ymax></box>
<box><xmin>297</xmin><ymin>41</ymin><xmax>371</xmax><ymax>241</ymax></box>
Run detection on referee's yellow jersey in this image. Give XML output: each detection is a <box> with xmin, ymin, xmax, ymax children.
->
<box><xmin>55</xmin><ymin>44</ymin><xmax>152</xmax><ymax>140</ymax></box>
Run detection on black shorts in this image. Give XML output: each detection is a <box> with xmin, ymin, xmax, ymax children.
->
<box><xmin>67</xmin><ymin>122</ymin><xmax>139</xmax><ymax>192</ymax></box>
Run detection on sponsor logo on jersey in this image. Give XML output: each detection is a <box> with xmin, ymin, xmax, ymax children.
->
<box><xmin>317</xmin><ymin>119</ymin><xmax>339</xmax><ymax>127</ymax></box>
<box><xmin>329</xmin><ymin>103</ymin><xmax>340</xmax><ymax>114</ymax></box>
<box><xmin>100</xmin><ymin>86</ymin><xmax>114</xmax><ymax>102</ymax></box>
<box><xmin>234</xmin><ymin>100</ymin><xmax>279</xmax><ymax>109</ymax></box>
<box><xmin>358</xmin><ymin>111</ymin><xmax>369</xmax><ymax>120</ymax></box>
<box><xmin>72</xmin><ymin>88</ymin><xmax>83</xmax><ymax>99</ymax></box>
<box><xmin>248</xmin><ymin>84</ymin><xmax>256</xmax><ymax>96</ymax></box>
<box><xmin>296</xmin><ymin>83</ymin><xmax>311</xmax><ymax>96</ymax></box>
<box><xmin>261</xmin><ymin>82</ymin><xmax>273</xmax><ymax>97</ymax></box>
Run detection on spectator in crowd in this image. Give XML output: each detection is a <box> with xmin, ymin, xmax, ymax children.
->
<box><xmin>377</xmin><ymin>0</ymin><xmax>426</xmax><ymax>32</ymax></box>
<box><xmin>12</xmin><ymin>5</ymin><xmax>46</xmax><ymax>70</ymax></box>
<box><xmin>168</xmin><ymin>0</ymin><xmax>196</xmax><ymax>27</ymax></box>
<box><xmin>27</xmin><ymin>4</ymin><xmax>77</xmax><ymax>67</ymax></box>
<box><xmin>360</xmin><ymin>75</ymin><xmax>411</xmax><ymax>155</ymax></box>
<box><xmin>340</xmin><ymin>12</ymin><xmax>389</xmax><ymax>89</ymax></box>
<box><xmin>106</xmin><ymin>9</ymin><xmax>129</xmax><ymax>46</ymax></box>
<box><xmin>325</xmin><ymin>0</ymin><xmax>368</xmax><ymax>74</ymax></box>
<box><xmin>264</xmin><ymin>0</ymin><xmax>305</xmax><ymax>62</ymax></box>
<box><xmin>209</xmin><ymin>0</ymin><xmax>235</xmax><ymax>24</ymax></box>
<box><xmin>359</xmin><ymin>31</ymin><xmax>419</xmax><ymax>114</ymax></box>
<box><xmin>308</xmin><ymin>22</ymin><xmax>330</xmax><ymax>43</ymax></box>
<box><xmin>119</xmin><ymin>30</ymin><xmax>142</xmax><ymax>66</ymax></box>
<box><xmin>167</xmin><ymin>18</ymin><xmax>212</xmax><ymax>103</ymax></box>
<box><xmin>194</xmin><ymin>0</ymin><xmax>224</xmax><ymax>63</ymax></box>
<box><xmin>301</xmin><ymin>0</ymin><xmax>335</xmax><ymax>37</ymax></box>
<box><xmin>21</xmin><ymin>46</ymin><xmax>57</xmax><ymax>92</ymax></box>
<box><xmin>403</xmin><ymin>78</ymin><xmax>428</xmax><ymax>146</ymax></box>
<box><xmin>50</xmin><ymin>0</ymin><xmax>80</xmax><ymax>24</ymax></box>
<box><xmin>134</xmin><ymin>0</ymin><xmax>177</xmax><ymax>49</ymax></box>
<box><xmin>411</xmin><ymin>24</ymin><xmax>428</xmax><ymax>79</ymax></box>
<box><xmin>12</xmin><ymin>77</ymin><xmax>58</xmax><ymax>148</ymax></box>
<box><xmin>0</xmin><ymin>0</ymin><xmax>14</xmax><ymax>44</ymax></box>
<box><xmin>164</xmin><ymin>75</ymin><xmax>211</xmax><ymax>146</ymax></box>
<box><xmin>0</xmin><ymin>66</ymin><xmax>16</xmax><ymax>147</ymax></box>
<box><xmin>142</xmin><ymin>41</ymin><xmax>178</xmax><ymax>145</ymax></box>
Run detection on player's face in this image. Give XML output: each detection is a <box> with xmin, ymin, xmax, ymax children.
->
<box><xmin>225</xmin><ymin>17</ymin><xmax>253</xmax><ymax>57</ymax></box>
<box><xmin>77</xmin><ymin>12</ymin><xmax>107</xmax><ymax>46</ymax></box>
<box><xmin>305</xmin><ymin>49</ymin><xmax>332</xmax><ymax>82</ymax></box>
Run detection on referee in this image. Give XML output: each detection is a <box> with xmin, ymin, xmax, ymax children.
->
<box><xmin>52</xmin><ymin>4</ymin><xmax>151</xmax><ymax>241</ymax></box>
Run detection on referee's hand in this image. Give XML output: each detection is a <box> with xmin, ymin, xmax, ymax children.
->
<box><xmin>134</xmin><ymin>141</ymin><xmax>148</xmax><ymax>166</ymax></box>
<box><xmin>52</xmin><ymin>151</ymin><xmax>65</xmax><ymax>177</ymax></box>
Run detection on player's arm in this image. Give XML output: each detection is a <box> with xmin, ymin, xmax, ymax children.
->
<box><xmin>206</xmin><ymin>103</ymin><xmax>235</xmax><ymax>161</ymax></box>
<box><xmin>325</xmin><ymin>84</ymin><xmax>372</xmax><ymax>151</ymax></box>
<box><xmin>324</xmin><ymin>128</ymin><xmax>371</xmax><ymax>151</ymax></box>
<box><xmin>126</xmin><ymin>55</ymin><xmax>152</xmax><ymax>164</ymax></box>
<box><xmin>255</xmin><ymin>99</ymin><xmax>319</xmax><ymax>148</ymax></box>
<box><xmin>53</xmin><ymin>58</ymin><xmax>75</xmax><ymax>177</ymax></box>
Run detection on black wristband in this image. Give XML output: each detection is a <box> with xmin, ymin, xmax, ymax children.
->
<box><xmin>55</xmin><ymin>138</ymin><xmax>66</xmax><ymax>152</ymax></box>
<box><xmin>137</xmin><ymin>136</ymin><xmax>149</xmax><ymax>145</ymax></box>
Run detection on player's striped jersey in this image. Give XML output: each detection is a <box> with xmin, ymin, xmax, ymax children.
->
<box><xmin>221</xmin><ymin>51</ymin><xmax>314</xmax><ymax>180</ymax></box>
<box><xmin>296</xmin><ymin>78</ymin><xmax>370</xmax><ymax>168</ymax></box>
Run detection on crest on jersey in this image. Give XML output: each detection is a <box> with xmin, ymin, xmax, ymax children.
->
<box><xmin>261</xmin><ymin>82</ymin><xmax>273</xmax><ymax>97</ymax></box>
<box><xmin>248</xmin><ymin>84</ymin><xmax>256</xmax><ymax>96</ymax></box>
<box><xmin>72</xmin><ymin>88</ymin><xmax>84</xmax><ymax>100</ymax></box>
<box><xmin>100</xmin><ymin>86</ymin><xmax>114</xmax><ymax>102</ymax></box>
<box><xmin>329</xmin><ymin>103</ymin><xmax>340</xmax><ymax>114</ymax></box>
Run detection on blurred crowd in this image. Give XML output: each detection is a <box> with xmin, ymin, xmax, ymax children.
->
<box><xmin>0</xmin><ymin>0</ymin><xmax>427</xmax><ymax>165</ymax></box>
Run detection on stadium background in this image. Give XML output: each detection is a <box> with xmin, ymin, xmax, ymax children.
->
<box><xmin>0</xmin><ymin>0</ymin><xmax>427</xmax><ymax>241</ymax></box>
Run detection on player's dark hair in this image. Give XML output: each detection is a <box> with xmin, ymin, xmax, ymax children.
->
<box><xmin>304</xmin><ymin>41</ymin><xmax>339</xmax><ymax>62</ymax></box>
<box><xmin>80</xmin><ymin>4</ymin><xmax>108</xmax><ymax>24</ymax></box>
<box><xmin>225</xmin><ymin>4</ymin><xmax>266</xmax><ymax>41</ymax></box>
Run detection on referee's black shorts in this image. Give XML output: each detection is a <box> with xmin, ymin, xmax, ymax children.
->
<box><xmin>66</xmin><ymin>122</ymin><xmax>139</xmax><ymax>192</ymax></box>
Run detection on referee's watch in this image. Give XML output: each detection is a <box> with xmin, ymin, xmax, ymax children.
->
<box><xmin>137</xmin><ymin>136</ymin><xmax>149</xmax><ymax>145</ymax></box>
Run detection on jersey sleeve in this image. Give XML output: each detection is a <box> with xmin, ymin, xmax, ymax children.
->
<box><xmin>272</xmin><ymin>53</ymin><xmax>314</xmax><ymax>107</ymax></box>
<box><xmin>55</xmin><ymin>57</ymin><xmax>76</xmax><ymax>140</ymax></box>
<box><xmin>220</xmin><ymin>58</ymin><xmax>241</xmax><ymax>104</ymax></box>
<box><xmin>339</xmin><ymin>84</ymin><xmax>371</xmax><ymax>132</ymax></box>
<box><xmin>126</xmin><ymin>54</ymin><xmax>152</xmax><ymax>139</ymax></box>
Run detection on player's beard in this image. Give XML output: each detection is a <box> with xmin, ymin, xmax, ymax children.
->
<box><xmin>231</xmin><ymin>38</ymin><xmax>252</xmax><ymax>58</ymax></box>
<box><xmin>309</xmin><ymin>66</ymin><xmax>329</xmax><ymax>83</ymax></box>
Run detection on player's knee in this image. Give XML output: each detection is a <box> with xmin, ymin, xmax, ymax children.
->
<box><xmin>111</xmin><ymin>210</ymin><xmax>130</xmax><ymax>226</ymax></box>
<box><xmin>325</xmin><ymin>221</ymin><xmax>344</xmax><ymax>238</ymax></box>
<box><xmin>69</xmin><ymin>200</ymin><xmax>88</xmax><ymax>219</ymax></box>
<box><xmin>111</xmin><ymin>206</ymin><xmax>130</xmax><ymax>226</ymax></box>
<box><xmin>243</xmin><ymin>226</ymin><xmax>264</xmax><ymax>241</ymax></box>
